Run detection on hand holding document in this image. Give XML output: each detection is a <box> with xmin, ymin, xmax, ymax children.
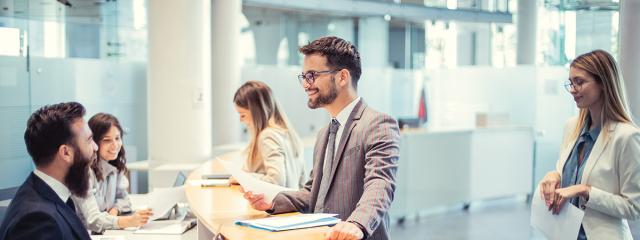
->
<box><xmin>147</xmin><ymin>186</ymin><xmax>186</xmax><ymax>221</ymax></box>
<box><xmin>217</xmin><ymin>157</ymin><xmax>295</xmax><ymax>204</ymax></box>
<box><xmin>530</xmin><ymin>184</ymin><xmax>585</xmax><ymax>240</ymax></box>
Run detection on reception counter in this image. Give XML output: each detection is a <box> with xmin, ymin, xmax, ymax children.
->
<box><xmin>186</xmin><ymin>153</ymin><xmax>327</xmax><ymax>240</ymax></box>
<box><xmin>187</xmin><ymin>126</ymin><xmax>534</xmax><ymax>238</ymax></box>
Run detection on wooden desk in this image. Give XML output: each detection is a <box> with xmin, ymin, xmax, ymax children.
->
<box><xmin>186</xmin><ymin>154</ymin><xmax>327</xmax><ymax>240</ymax></box>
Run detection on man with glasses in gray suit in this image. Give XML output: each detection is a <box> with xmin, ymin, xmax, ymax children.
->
<box><xmin>243</xmin><ymin>36</ymin><xmax>400</xmax><ymax>240</ymax></box>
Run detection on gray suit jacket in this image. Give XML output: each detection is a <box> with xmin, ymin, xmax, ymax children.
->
<box><xmin>267</xmin><ymin>98</ymin><xmax>400</xmax><ymax>239</ymax></box>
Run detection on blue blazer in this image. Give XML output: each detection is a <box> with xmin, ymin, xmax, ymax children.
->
<box><xmin>0</xmin><ymin>172</ymin><xmax>90</xmax><ymax>240</ymax></box>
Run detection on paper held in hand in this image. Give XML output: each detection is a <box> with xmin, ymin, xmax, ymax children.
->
<box><xmin>217</xmin><ymin>157</ymin><xmax>295</xmax><ymax>204</ymax></box>
<box><xmin>530</xmin><ymin>184</ymin><xmax>585</xmax><ymax>240</ymax></box>
<box><xmin>146</xmin><ymin>185</ymin><xmax>186</xmax><ymax>222</ymax></box>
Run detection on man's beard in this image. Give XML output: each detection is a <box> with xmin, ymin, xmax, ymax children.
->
<box><xmin>308</xmin><ymin>79</ymin><xmax>339</xmax><ymax>109</ymax></box>
<box><xmin>65</xmin><ymin>149</ymin><xmax>94</xmax><ymax>198</ymax></box>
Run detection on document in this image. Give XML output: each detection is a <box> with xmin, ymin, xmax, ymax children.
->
<box><xmin>135</xmin><ymin>205</ymin><xmax>194</xmax><ymax>234</ymax></box>
<box><xmin>134</xmin><ymin>220</ymin><xmax>195</xmax><ymax>235</ymax></box>
<box><xmin>146</xmin><ymin>186</ymin><xmax>186</xmax><ymax>221</ymax></box>
<box><xmin>217</xmin><ymin>157</ymin><xmax>295</xmax><ymax>204</ymax></box>
<box><xmin>188</xmin><ymin>179</ymin><xmax>230</xmax><ymax>187</ymax></box>
<box><xmin>530</xmin><ymin>184</ymin><xmax>585</xmax><ymax>240</ymax></box>
<box><xmin>237</xmin><ymin>213</ymin><xmax>340</xmax><ymax>231</ymax></box>
<box><xmin>90</xmin><ymin>236</ymin><xmax>125</xmax><ymax>240</ymax></box>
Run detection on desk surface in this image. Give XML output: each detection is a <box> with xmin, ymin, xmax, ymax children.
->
<box><xmin>186</xmin><ymin>155</ymin><xmax>327</xmax><ymax>240</ymax></box>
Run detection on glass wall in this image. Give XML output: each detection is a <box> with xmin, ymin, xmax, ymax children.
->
<box><xmin>0</xmin><ymin>0</ymin><xmax>148</xmax><ymax>191</ymax></box>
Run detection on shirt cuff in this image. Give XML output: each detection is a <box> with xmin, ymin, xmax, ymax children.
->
<box><xmin>112</xmin><ymin>216</ymin><xmax>121</xmax><ymax>229</ymax></box>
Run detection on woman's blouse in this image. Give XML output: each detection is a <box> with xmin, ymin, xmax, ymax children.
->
<box><xmin>71</xmin><ymin>158</ymin><xmax>131</xmax><ymax>232</ymax></box>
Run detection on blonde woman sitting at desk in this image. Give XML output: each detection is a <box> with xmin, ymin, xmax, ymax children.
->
<box><xmin>229</xmin><ymin>81</ymin><xmax>306</xmax><ymax>189</ymax></box>
<box><xmin>71</xmin><ymin>113</ymin><xmax>152</xmax><ymax>233</ymax></box>
<box><xmin>540</xmin><ymin>50</ymin><xmax>640</xmax><ymax>240</ymax></box>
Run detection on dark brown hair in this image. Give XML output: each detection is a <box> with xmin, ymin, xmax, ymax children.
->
<box><xmin>88</xmin><ymin>113</ymin><xmax>127</xmax><ymax>182</ymax></box>
<box><xmin>24</xmin><ymin>102</ymin><xmax>86</xmax><ymax>167</ymax></box>
<box><xmin>233</xmin><ymin>81</ymin><xmax>303</xmax><ymax>164</ymax></box>
<box><xmin>298</xmin><ymin>36</ymin><xmax>362</xmax><ymax>90</ymax></box>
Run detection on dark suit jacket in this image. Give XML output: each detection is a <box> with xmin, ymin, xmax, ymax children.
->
<box><xmin>268</xmin><ymin>98</ymin><xmax>400</xmax><ymax>240</ymax></box>
<box><xmin>0</xmin><ymin>172</ymin><xmax>91</xmax><ymax>240</ymax></box>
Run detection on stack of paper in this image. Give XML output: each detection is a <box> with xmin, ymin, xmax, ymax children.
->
<box><xmin>236</xmin><ymin>214</ymin><xmax>340</xmax><ymax>232</ymax></box>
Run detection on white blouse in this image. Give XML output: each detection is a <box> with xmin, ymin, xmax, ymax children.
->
<box><xmin>71</xmin><ymin>158</ymin><xmax>131</xmax><ymax>232</ymax></box>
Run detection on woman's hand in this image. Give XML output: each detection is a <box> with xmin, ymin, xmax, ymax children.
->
<box><xmin>540</xmin><ymin>171</ymin><xmax>562</xmax><ymax>209</ymax></box>
<box><xmin>229</xmin><ymin>176</ymin><xmax>239</xmax><ymax>185</ymax></box>
<box><xmin>552</xmin><ymin>185</ymin><xmax>591</xmax><ymax>215</ymax></box>
<box><xmin>118</xmin><ymin>209</ymin><xmax>153</xmax><ymax>228</ymax></box>
<box><xmin>108</xmin><ymin>208</ymin><xmax>119</xmax><ymax>216</ymax></box>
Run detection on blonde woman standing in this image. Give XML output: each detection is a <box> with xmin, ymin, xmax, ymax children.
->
<box><xmin>229</xmin><ymin>81</ymin><xmax>306</xmax><ymax>189</ymax></box>
<box><xmin>540</xmin><ymin>50</ymin><xmax>640</xmax><ymax>239</ymax></box>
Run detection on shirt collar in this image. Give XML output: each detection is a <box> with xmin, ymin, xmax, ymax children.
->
<box><xmin>580</xmin><ymin>117</ymin><xmax>601</xmax><ymax>141</ymax></box>
<box><xmin>333</xmin><ymin>97</ymin><xmax>361</xmax><ymax>126</ymax></box>
<box><xmin>99</xmin><ymin>157</ymin><xmax>118</xmax><ymax>176</ymax></box>
<box><xmin>34</xmin><ymin>169</ymin><xmax>70</xmax><ymax>202</ymax></box>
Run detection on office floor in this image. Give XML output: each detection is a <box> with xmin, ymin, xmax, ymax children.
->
<box><xmin>389</xmin><ymin>199</ymin><xmax>640</xmax><ymax>240</ymax></box>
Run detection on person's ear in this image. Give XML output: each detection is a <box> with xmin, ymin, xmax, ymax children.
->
<box><xmin>338</xmin><ymin>69</ymin><xmax>350</xmax><ymax>87</ymax></box>
<box><xmin>58</xmin><ymin>144</ymin><xmax>73</xmax><ymax>164</ymax></box>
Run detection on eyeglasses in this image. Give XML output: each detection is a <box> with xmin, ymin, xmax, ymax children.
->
<box><xmin>298</xmin><ymin>69</ymin><xmax>341</xmax><ymax>85</ymax></box>
<box><xmin>564</xmin><ymin>80</ymin><xmax>588</xmax><ymax>92</ymax></box>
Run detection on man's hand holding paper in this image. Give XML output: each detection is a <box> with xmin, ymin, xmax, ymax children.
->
<box><xmin>217</xmin><ymin>157</ymin><xmax>294</xmax><ymax>205</ymax></box>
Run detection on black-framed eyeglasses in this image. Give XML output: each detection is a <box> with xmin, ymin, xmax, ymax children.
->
<box><xmin>564</xmin><ymin>80</ymin><xmax>588</xmax><ymax>92</ymax></box>
<box><xmin>298</xmin><ymin>69</ymin><xmax>341</xmax><ymax>85</ymax></box>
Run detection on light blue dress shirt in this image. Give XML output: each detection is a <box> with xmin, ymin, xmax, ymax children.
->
<box><xmin>562</xmin><ymin>117</ymin><xmax>601</xmax><ymax>240</ymax></box>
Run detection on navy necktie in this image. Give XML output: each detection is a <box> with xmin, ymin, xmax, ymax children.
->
<box><xmin>66</xmin><ymin>198</ymin><xmax>76</xmax><ymax>213</ymax></box>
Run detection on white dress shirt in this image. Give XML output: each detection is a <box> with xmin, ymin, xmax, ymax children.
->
<box><xmin>323</xmin><ymin>97</ymin><xmax>361</xmax><ymax>169</ymax></box>
<box><xmin>34</xmin><ymin>169</ymin><xmax>70</xmax><ymax>203</ymax></box>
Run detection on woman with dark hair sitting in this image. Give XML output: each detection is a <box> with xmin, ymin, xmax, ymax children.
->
<box><xmin>230</xmin><ymin>81</ymin><xmax>306</xmax><ymax>189</ymax></box>
<box><xmin>72</xmin><ymin>113</ymin><xmax>152</xmax><ymax>233</ymax></box>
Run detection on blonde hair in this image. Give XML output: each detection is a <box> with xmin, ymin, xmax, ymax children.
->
<box><xmin>233</xmin><ymin>81</ymin><xmax>303</xmax><ymax>165</ymax></box>
<box><xmin>566</xmin><ymin>50</ymin><xmax>636</xmax><ymax>146</ymax></box>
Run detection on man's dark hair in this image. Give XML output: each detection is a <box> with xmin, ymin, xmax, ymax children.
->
<box><xmin>298</xmin><ymin>36</ymin><xmax>362</xmax><ymax>90</ymax></box>
<box><xmin>24</xmin><ymin>102</ymin><xmax>86</xmax><ymax>167</ymax></box>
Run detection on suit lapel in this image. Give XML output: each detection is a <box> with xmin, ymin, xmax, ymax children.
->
<box><xmin>327</xmin><ymin>99</ymin><xmax>367</xmax><ymax>188</ymax></box>
<box><xmin>581</xmin><ymin>122</ymin><xmax>617</xmax><ymax>184</ymax></box>
<box><xmin>30</xmin><ymin>173</ymin><xmax>88</xmax><ymax>239</ymax></box>
<box><xmin>311</xmin><ymin>126</ymin><xmax>330</xmax><ymax>211</ymax></box>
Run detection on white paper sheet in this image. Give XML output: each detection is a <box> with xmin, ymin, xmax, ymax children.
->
<box><xmin>530</xmin><ymin>184</ymin><xmax>585</xmax><ymax>240</ymax></box>
<box><xmin>134</xmin><ymin>220</ymin><xmax>194</xmax><ymax>235</ymax></box>
<box><xmin>217</xmin><ymin>157</ymin><xmax>295</xmax><ymax>204</ymax></box>
<box><xmin>90</xmin><ymin>236</ymin><xmax>125</xmax><ymax>240</ymax></box>
<box><xmin>146</xmin><ymin>186</ymin><xmax>186</xmax><ymax>221</ymax></box>
<box><xmin>187</xmin><ymin>179</ymin><xmax>230</xmax><ymax>186</ymax></box>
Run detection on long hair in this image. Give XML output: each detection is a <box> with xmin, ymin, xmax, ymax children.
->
<box><xmin>566</xmin><ymin>50</ymin><xmax>636</xmax><ymax>146</ymax></box>
<box><xmin>233</xmin><ymin>81</ymin><xmax>303</xmax><ymax>165</ymax></box>
<box><xmin>88</xmin><ymin>113</ymin><xmax>127</xmax><ymax>182</ymax></box>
